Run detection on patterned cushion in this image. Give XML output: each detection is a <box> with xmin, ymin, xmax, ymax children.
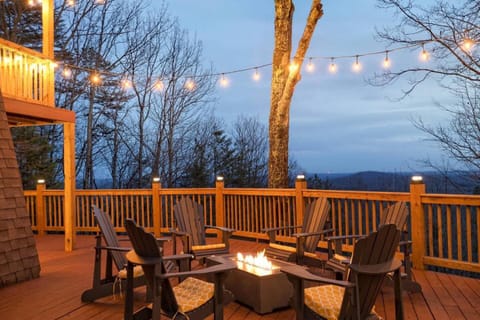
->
<box><xmin>174</xmin><ymin>277</ymin><xmax>214</xmax><ymax>313</ymax></box>
<box><xmin>192</xmin><ymin>243</ymin><xmax>226</xmax><ymax>251</ymax></box>
<box><xmin>305</xmin><ymin>285</ymin><xmax>345</xmax><ymax>320</ymax></box>
<box><xmin>117</xmin><ymin>265</ymin><xmax>144</xmax><ymax>279</ymax></box>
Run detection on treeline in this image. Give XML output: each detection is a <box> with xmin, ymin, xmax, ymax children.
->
<box><xmin>2</xmin><ymin>0</ymin><xmax>284</xmax><ymax>189</ymax></box>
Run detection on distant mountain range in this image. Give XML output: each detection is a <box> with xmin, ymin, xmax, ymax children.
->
<box><xmin>309</xmin><ymin>171</ymin><xmax>479</xmax><ymax>194</ymax></box>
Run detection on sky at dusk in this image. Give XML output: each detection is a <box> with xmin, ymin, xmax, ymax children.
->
<box><xmin>161</xmin><ymin>0</ymin><xmax>454</xmax><ymax>174</ymax></box>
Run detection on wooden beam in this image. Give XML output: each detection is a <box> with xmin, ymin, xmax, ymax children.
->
<box><xmin>64</xmin><ymin>122</ymin><xmax>76</xmax><ymax>252</ymax></box>
<box><xmin>3</xmin><ymin>97</ymin><xmax>75</xmax><ymax>125</ymax></box>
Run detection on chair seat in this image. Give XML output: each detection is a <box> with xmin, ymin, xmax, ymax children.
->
<box><xmin>305</xmin><ymin>285</ymin><xmax>379</xmax><ymax>320</ymax></box>
<box><xmin>117</xmin><ymin>265</ymin><xmax>144</xmax><ymax>279</ymax></box>
<box><xmin>173</xmin><ymin>277</ymin><xmax>214</xmax><ymax>313</ymax></box>
<box><xmin>269</xmin><ymin>243</ymin><xmax>319</xmax><ymax>259</ymax></box>
<box><xmin>192</xmin><ymin>243</ymin><xmax>226</xmax><ymax>251</ymax></box>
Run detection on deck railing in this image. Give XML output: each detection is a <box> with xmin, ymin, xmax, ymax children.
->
<box><xmin>24</xmin><ymin>177</ymin><xmax>480</xmax><ymax>276</ymax></box>
<box><xmin>0</xmin><ymin>38</ymin><xmax>55</xmax><ymax>106</ymax></box>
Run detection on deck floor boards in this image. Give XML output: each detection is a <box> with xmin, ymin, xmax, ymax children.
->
<box><xmin>0</xmin><ymin>235</ymin><xmax>479</xmax><ymax>320</ymax></box>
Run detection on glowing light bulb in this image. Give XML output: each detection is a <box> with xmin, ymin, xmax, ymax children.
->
<box><xmin>184</xmin><ymin>78</ymin><xmax>196</xmax><ymax>91</ymax></box>
<box><xmin>67</xmin><ymin>0</ymin><xmax>75</xmax><ymax>7</ymax></box>
<box><xmin>121</xmin><ymin>78</ymin><xmax>132</xmax><ymax>90</ymax></box>
<box><xmin>328</xmin><ymin>58</ymin><xmax>337</xmax><ymax>74</ymax></box>
<box><xmin>62</xmin><ymin>67</ymin><xmax>72</xmax><ymax>79</ymax></box>
<box><xmin>420</xmin><ymin>49</ymin><xmax>429</xmax><ymax>61</ymax></box>
<box><xmin>352</xmin><ymin>55</ymin><xmax>362</xmax><ymax>72</ymax></box>
<box><xmin>382</xmin><ymin>51</ymin><xmax>391</xmax><ymax>69</ymax></box>
<box><xmin>252</xmin><ymin>68</ymin><xmax>260</xmax><ymax>81</ymax></box>
<box><xmin>461</xmin><ymin>38</ymin><xmax>475</xmax><ymax>52</ymax></box>
<box><xmin>219</xmin><ymin>74</ymin><xmax>229</xmax><ymax>87</ymax></box>
<box><xmin>289</xmin><ymin>62</ymin><xmax>299</xmax><ymax>73</ymax></box>
<box><xmin>306</xmin><ymin>58</ymin><xmax>315</xmax><ymax>73</ymax></box>
<box><xmin>154</xmin><ymin>79</ymin><xmax>164</xmax><ymax>91</ymax></box>
<box><xmin>90</xmin><ymin>73</ymin><xmax>102</xmax><ymax>85</ymax></box>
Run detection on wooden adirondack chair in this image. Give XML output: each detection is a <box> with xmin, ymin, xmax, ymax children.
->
<box><xmin>81</xmin><ymin>205</ymin><xmax>146</xmax><ymax>302</ymax></box>
<box><xmin>326</xmin><ymin>201</ymin><xmax>420</xmax><ymax>292</ymax></box>
<box><xmin>282</xmin><ymin>224</ymin><xmax>404</xmax><ymax>320</ymax></box>
<box><xmin>262</xmin><ymin>197</ymin><xmax>333</xmax><ymax>267</ymax></box>
<box><xmin>171</xmin><ymin>197</ymin><xmax>234</xmax><ymax>261</ymax></box>
<box><xmin>81</xmin><ymin>206</ymin><xmax>176</xmax><ymax>302</ymax></box>
<box><xmin>124</xmin><ymin>219</ymin><xmax>236</xmax><ymax>320</ymax></box>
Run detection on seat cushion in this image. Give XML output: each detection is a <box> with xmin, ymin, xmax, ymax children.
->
<box><xmin>174</xmin><ymin>277</ymin><xmax>214</xmax><ymax>313</ymax></box>
<box><xmin>117</xmin><ymin>265</ymin><xmax>144</xmax><ymax>279</ymax></box>
<box><xmin>192</xmin><ymin>243</ymin><xmax>226</xmax><ymax>251</ymax></box>
<box><xmin>305</xmin><ymin>285</ymin><xmax>344</xmax><ymax>320</ymax></box>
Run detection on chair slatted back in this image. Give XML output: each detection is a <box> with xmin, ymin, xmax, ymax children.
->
<box><xmin>174</xmin><ymin>197</ymin><xmax>206</xmax><ymax>246</ymax></box>
<box><xmin>93</xmin><ymin>206</ymin><xmax>126</xmax><ymax>272</ymax></box>
<box><xmin>380</xmin><ymin>201</ymin><xmax>409</xmax><ymax>231</ymax></box>
<box><xmin>302</xmin><ymin>197</ymin><xmax>331</xmax><ymax>253</ymax></box>
<box><xmin>125</xmin><ymin>219</ymin><xmax>178</xmax><ymax>314</ymax></box>
<box><xmin>341</xmin><ymin>224</ymin><xmax>400</xmax><ymax>319</ymax></box>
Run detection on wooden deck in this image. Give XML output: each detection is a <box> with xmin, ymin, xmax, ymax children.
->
<box><xmin>1</xmin><ymin>235</ymin><xmax>479</xmax><ymax>320</ymax></box>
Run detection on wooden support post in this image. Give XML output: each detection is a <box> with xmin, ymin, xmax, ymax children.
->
<box><xmin>410</xmin><ymin>175</ymin><xmax>426</xmax><ymax>270</ymax></box>
<box><xmin>64</xmin><ymin>122</ymin><xmax>76</xmax><ymax>252</ymax></box>
<box><xmin>295</xmin><ymin>175</ymin><xmax>307</xmax><ymax>226</ymax></box>
<box><xmin>36</xmin><ymin>179</ymin><xmax>46</xmax><ymax>236</ymax></box>
<box><xmin>215</xmin><ymin>176</ymin><xmax>225</xmax><ymax>230</ymax></box>
<box><xmin>42</xmin><ymin>0</ymin><xmax>55</xmax><ymax>105</ymax></box>
<box><xmin>152</xmin><ymin>177</ymin><xmax>161</xmax><ymax>237</ymax></box>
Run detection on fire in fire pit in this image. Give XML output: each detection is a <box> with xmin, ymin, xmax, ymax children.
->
<box><xmin>235</xmin><ymin>250</ymin><xmax>279</xmax><ymax>276</ymax></box>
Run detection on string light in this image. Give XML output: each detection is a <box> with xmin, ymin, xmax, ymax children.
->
<box><xmin>328</xmin><ymin>58</ymin><xmax>337</xmax><ymax>73</ymax></box>
<box><xmin>419</xmin><ymin>44</ymin><xmax>429</xmax><ymax>61</ymax></box>
<box><xmin>67</xmin><ymin>0</ymin><xmax>75</xmax><ymax>7</ymax></box>
<box><xmin>352</xmin><ymin>55</ymin><xmax>362</xmax><ymax>72</ymax></box>
<box><xmin>306</xmin><ymin>57</ymin><xmax>315</xmax><ymax>72</ymax></box>
<box><xmin>184</xmin><ymin>78</ymin><xmax>196</xmax><ymax>91</ymax></box>
<box><xmin>153</xmin><ymin>78</ymin><xmax>164</xmax><ymax>91</ymax></box>
<box><xmin>288</xmin><ymin>62</ymin><xmax>299</xmax><ymax>73</ymax></box>
<box><xmin>219</xmin><ymin>73</ymin><xmax>229</xmax><ymax>87</ymax></box>
<box><xmin>90</xmin><ymin>73</ymin><xmax>102</xmax><ymax>85</ymax></box>
<box><xmin>121</xmin><ymin>78</ymin><xmax>132</xmax><ymax>90</ymax></box>
<box><xmin>382</xmin><ymin>50</ymin><xmax>391</xmax><ymax>69</ymax></box>
<box><xmin>461</xmin><ymin>37</ymin><xmax>475</xmax><ymax>52</ymax></box>
<box><xmin>252</xmin><ymin>68</ymin><xmax>261</xmax><ymax>81</ymax></box>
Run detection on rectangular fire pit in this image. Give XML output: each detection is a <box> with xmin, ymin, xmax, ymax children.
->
<box><xmin>207</xmin><ymin>253</ymin><xmax>293</xmax><ymax>314</ymax></box>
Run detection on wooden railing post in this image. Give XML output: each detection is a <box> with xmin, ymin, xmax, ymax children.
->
<box><xmin>410</xmin><ymin>175</ymin><xmax>426</xmax><ymax>270</ymax></box>
<box><xmin>152</xmin><ymin>177</ymin><xmax>161</xmax><ymax>237</ymax></box>
<box><xmin>295</xmin><ymin>175</ymin><xmax>307</xmax><ymax>225</ymax></box>
<box><xmin>215</xmin><ymin>176</ymin><xmax>225</xmax><ymax>228</ymax></box>
<box><xmin>36</xmin><ymin>179</ymin><xmax>46</xmax><ymax>236</ymax></box>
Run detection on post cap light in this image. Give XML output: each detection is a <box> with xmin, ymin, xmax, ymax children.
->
<box><xmin>296</xmin><ymin>174</ymin><xmax>305</xmax><ymax>181</ymax></box>
<box><xmin>37</xmin><ymin>179</ymin><xmax>45</xmax><ymax>184</ymax></box>
<box><xmin>152</xmin><ymin>177</ymin><xmax>161</xmax><ymax>182</ymax></box>
<box><xmin>411</xmin><ymin>175</ymin><xmax>423</xmax><ymax>183</ymax></box>
<box><xmin>216</xmin><ymin>176</ymin><xmax>224</xmax><ymax>182</ymax></box>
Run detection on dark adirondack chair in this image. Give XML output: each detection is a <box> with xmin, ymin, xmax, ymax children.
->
<box><xmin>262</xmin><ymin>197</ymin><xmax>333</xmax><ymax>267</ymax></box>
<box><xmin>124</xmin><ymin>219</ymin><xmax>236</xmax><ymax>320</ymax></box>
<box><xmin>171</xmin><ymin>197</ymin><xmax>234</xmax><ymax>261</ymax></box>
<box><xmin>81</xmin><ymin>205</ymin><xmax>146</xmax><ymax>302</ymax></box>
<box><xmin>282</xmin><ymin>224</ymin><xmax>404</xmax><ymax>320</ymax></box>
<box><xmin>81</xmin><ymin>206</ymin><xmax>174</xmax><ymax>302</ymax></box>
<box><xmin>326</xmin><ymin>201</ymin><xmax>421</xmax><ymax>292</ymax></box>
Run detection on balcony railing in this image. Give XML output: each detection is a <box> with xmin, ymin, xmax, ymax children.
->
<box><xmin>24</xmin><ymin>178</ymin><xmax>480</xmax><ymax>276</ymax></box>
<box><xmin>0</xmin><ymin>38</ymin><xmax>55</xmax><ymax>106</ymax></box>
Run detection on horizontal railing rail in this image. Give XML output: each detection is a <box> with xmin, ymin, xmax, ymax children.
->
<box><xmin>0</xmin><ymin>38</ymin><xmax>55</xmax><ymax>106</ymax></box>
<box><xmin>25</xmin><ymin>178</ymin><xmax>480</xmax><ymax>276</ymax></box>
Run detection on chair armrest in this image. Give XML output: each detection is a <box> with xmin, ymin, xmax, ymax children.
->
<box><xmin>169</xmin><ymin>228</ymin><xmax>189</xmax><ymax>237</ymax></box>
<box><xmin>349</xmin><ymin>259</ymin><xmax>402</xmax><ymax>275</ymax></box>
<box><xmin>99</xmin><ymin>245</ymin><xmax>131</xmax><ymax>252</ymax></box>
<box><xmin>325</xmin><ymin>234</ymin><xmax>364</xmax><ymax>242</ymax></box>
<box><xmin>281</xmin><ymin>265</ymin><xmax>355</xmax><ymax>288</ymax></box>
<box><xmin>204</xmin><ymin>225</ymin><xmax>235</xmax><ymax>233</ymax></box>
<box><xmin>163</xmin><ymin>253</ymin><xmax>194</xmax><ymax>263</ymax></box>
<box><xmin>159</xmin><ymin>261</ymin><xmax>236</xmax><ymax>280</ymax></box>
<box><xmin>293</xmin><ymin>228</ymin><xmax>334</xmax><ymax>238</ymax></box>
<box><xmin>262</xmin><ymin>225</ymin><xmax>301</xmax><ymax>233</ymax></box>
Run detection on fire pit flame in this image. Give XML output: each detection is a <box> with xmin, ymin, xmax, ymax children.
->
<box><xmin>236</xmin><ymin>249</ymin><xmax>273</xmax><ymax>271</ymax></box>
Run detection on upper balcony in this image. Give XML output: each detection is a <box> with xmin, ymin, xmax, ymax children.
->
<box><xmin>0</xmin><ymin>35</ymin><xmax>74</xmax><ymax>126</ymax></box>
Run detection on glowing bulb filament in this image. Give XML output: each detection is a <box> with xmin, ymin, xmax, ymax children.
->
<box><xmin>62</xmin><ymin>67</ymin><xmax>72</xmax><ymax>79</ymax></box>
<box><xmin>154</xmin><ymin>79</ymin><xmax>164</xmax><ymax>91</ymax></box>
<box><xmin>121</xmin><ymin>78</ymin><xmax>132</xmax><ymax>90</ymax></box>
<box><xmin>383</xmin><ymin>51</ymin><xmax>391</xmax><ymax>69</ymax></box>
<box><xmin>329</xmin><ymin>58</ymin><xmax>337</xmax><ymax>73</ymax></box>
<box><xmin>461</xmin><ymin>38</ymin><xmax>475</xmax><ymax>52</ymax></box>
<box><xmin>219</xmin><ymin>74</ymin><xmax>229</xmax><ymax>87</ymax></box>
<box><xmin>184</xmin><ymin>78</ymin><xmax>196</xmax><ymax>91</ymax></box>
<box><xmin>252</xmin><ymin>68</ymin><xmax>260</xmax><ymax>81</ymax></box>
<box><xmin>90</xmin><ymin>73</ymin><xmax>102</xmax><ymax>85</ymax></box>
<box><xmin>306</xmin><ymin>58</ymin><xmax>315</xmax><ymax>73</ymax></box>
<box><xmin>352</xmin><ymin>55</ymin><xmax>362</xmax><ymax>72</ymax></box>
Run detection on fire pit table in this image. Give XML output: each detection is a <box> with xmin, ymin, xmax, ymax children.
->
<box><xmin>206</xmin><ymin>252</ymin><xmax>294</xmax><ymax>314</ymax></box>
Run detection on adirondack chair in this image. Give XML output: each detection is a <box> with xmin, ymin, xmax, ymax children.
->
<box><xmin>171</xmin><ymin>197</ymin><xmax>234</xmax><ymax>261</ymax></box>
<box><xmin>81</xmin><ymin>206</ymin><xmax>176</xmax><ymax>302</ymax></box>
<box><xmin>124</xmin><ymin>219</ymin><xmax>236</xmax><ymax>320</ymax></box>
<box><xmin>282</xmin><ymin>224</ymin><xmax>404</xmax><ymax>320</ymax></box>
<box><xmin>262</xmin><ymin>197</ymin><xmax>333</xmax><ymax>267</ymax></box>
<box><xmin>325</xmin><ymin>201</ymin><xmax>421</xmax><ymax>292</ymax></box>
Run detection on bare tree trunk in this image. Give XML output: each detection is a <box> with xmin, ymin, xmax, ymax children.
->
<box><xmin>268</xmin><ymin>0</ymin><xmax>323</xmax><ymax>187</ymax></box>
